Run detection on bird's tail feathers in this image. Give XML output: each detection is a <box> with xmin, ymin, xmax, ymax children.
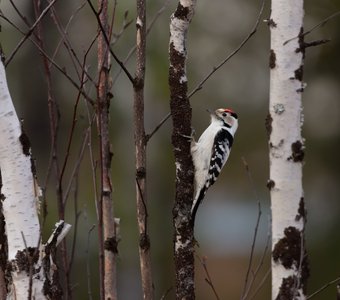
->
<box><xmin>190</xmin><ymin>188</ymin><xmax>207</xmax><ymax>227</ymax></box>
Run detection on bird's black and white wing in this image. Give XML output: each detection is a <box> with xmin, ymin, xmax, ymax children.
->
<box><xmin>191</xmin><ymin>128</ymin><xmax>234</xmax><ymax>224</ymax></box>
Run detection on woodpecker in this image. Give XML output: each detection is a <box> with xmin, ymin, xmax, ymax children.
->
<box><xmin>191</xmin><ymin>108</ymin><xmax>238</xmax><ymax>225</ymax></box>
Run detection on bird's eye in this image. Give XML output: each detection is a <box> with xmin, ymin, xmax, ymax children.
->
<box><xmin>222</xmin><ymin>112</ymin><xmax>227</xmax><ymax>117</ymax></box>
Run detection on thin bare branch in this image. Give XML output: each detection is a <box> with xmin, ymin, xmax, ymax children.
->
<box><xmin>49</xmin><ymin>2</ymin><xmax>96</xmax><ymax>84</ymax></box>
<box><xmin>284</xmin><ymin>10</ymin><xmax>340</xmax><ymax>45</ymax></box>
<box><xmin>111</xmin><ymin>11</ymin><xmax>133</xmax><ymax>46</ymax></box>
<box><xmin>5</xmin><ymin>0</ymin><xmax>60</xmax><ymax>66</ymax></box>
<box><xmin>9</xmin><ymin>0</ymin><xmax>31</xmax><ymax>28</ymax></box>
<box><xmin>160</xmin><ymin>287</ymin><xmax>173</xmax><ymax>300</ymax></box>
<box><xmin>146</xmin><ymin>112</ymin><xmax>170</xmax><ymax>143</ymax></box>
<box><xmin>197</xmin><ymin>256</ymin><xmax>220</xmax><ymax>300</ymax></box>
<box><xmin>248</xmin><ymin>268</ymin><xmax>271</xmax><ymax>300</ymax></box>
<box><xmin>307</xmin><ymin>277</ymin><xmax>340</xmax><ymax>299</ymax></box>
<box><xmin>111</xmin><ymin>0</ymin><xmax>170</xmax><ymax>85</ymax></box>
<box><xmin>188</xmin><ymin>0</ymin><xmax>266</xmax><ymax>98</ymax></box>
<box><xmin>0</xmin><ymin>12</ymin><xmax>95</xmax><ymax>105</ymax></box>
<box><xmin>240</xmin><ymin>157</ymin><xmax>267</xmax><ymax>300</ymax></box>
<box><xmin>86</xmin><ymin>0</ymin><xmax>134</xmax><ymax>84</ymax></box>
<box><xmin>86</xmin><ymin>224</ymin><xmax>96</xmax><ymax>300</ymax></box>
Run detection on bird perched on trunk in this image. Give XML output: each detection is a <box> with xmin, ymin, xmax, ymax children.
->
<box><xmin>190</xmin><ymin>108</ymin><xmax>238</xmax><ymax>226</ymax></box>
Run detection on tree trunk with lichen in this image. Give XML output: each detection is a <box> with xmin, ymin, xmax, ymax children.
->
<box><xmin>169</xmin><ymin>0</ymin><xmax>196</xmax><ymax>299</ymax></box>
<box><xmin>268</xmin><ymin>1</ymin><xmax>309</xmax><ymax>299</ymax></box>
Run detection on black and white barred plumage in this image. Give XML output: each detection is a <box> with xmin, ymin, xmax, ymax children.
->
<box><xmin>191</xmin><ymin>108</ymin><xmax>238</xmax><ymax>226</ymax></box>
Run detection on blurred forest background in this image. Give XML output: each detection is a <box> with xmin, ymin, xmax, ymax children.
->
<box><xmin>1</xmin><ymin>0</ymin><xmax>340</xmax><ymax>299</ymax></box>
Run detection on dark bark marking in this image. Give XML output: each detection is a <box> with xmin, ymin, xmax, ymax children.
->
<box><xmin>174</xmin><ymin>4</ymin><xmax>190</xmax><ymax>19</ymax></box>
<box><xmin>139</xmin><ymin>233</ymin><xmax>150</xmax><ymax>251</ymax></box>
<box><xmin>136</xmin><ymin>167</ymin><xmax>146</xmax><ymax>179</ymax></box>
<box><xmin>294</xmin><ymin>66</ymin><xmax>304</xmax><ymax>81</ymax></box>
<box><xmin>273</xmin><ymin>227</ymin><xmax>300</xmax><ymax>269</ymax></box>
<box><xmin>272</xmin><ymin>226</ymin><xmax>309</xmax><ymax>294</ymax></box>
<box><xmin>30</xmin><ymin>157</ymin><xmax>37</xmax><ymax>177</ymax></box>
<box><xmin>19</xmin><ymin>132</ymin><xmax>31</xmax><ymax>157</ymax></box>
<box><xmin>104</xmin><ymin>236</ymin><xmax>119</xmax><ymax>254</ymax></box>
<box><xmin>15</xmin><ymin>247</ymin><xmax>39</xmax><ymax>273</ymax></box>
<box><xmin>295</xmin><ymin>197</ymin><xmax>306</xmax><ymax>222</ymax></box>
<box><xmin>288</xmin><ymin>140</ymin><xmax>304</xmax><ymax>162</ymax></box>
<box><xmin>269</xmin><ymin>49</ymin><xmax>276</xmax><ymax>69</ymax></box>
<box><xmin>0</xmin><ymin>183</ymin><xmax>8</xmax><ymax>295</ymax></box>
<box><xmin>295</xmin><ymin>27</ymin><xmax>306</xmax><ymax>58</ymax></box>
<box><xmin>267</xmin><ymin>18</ymin><xmax>277</xmax><ymax>28</ymax></box>
<box><xmin>266</xmin><ymin>179</ymin><xmax>275</xmax><ymax>190</ymax></box>
<box><xmin>265</xmin><ymin>113</ymin><xmax>273</xmax><ymax>139</ymax></box>
<box><xmin>275</xmin><ymin>275</ymin><xmax>298</xmax><ymax>300</ymax></box>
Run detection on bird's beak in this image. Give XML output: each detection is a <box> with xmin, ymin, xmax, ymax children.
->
<box><xmin>206</xmin><ymin>108</ymin><xmax>214</xmax><ymax>115</ymax></box>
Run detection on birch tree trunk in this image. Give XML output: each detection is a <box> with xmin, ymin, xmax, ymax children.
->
<box><xmin>169</xmin><ymin>1</ymin><xmax>196</xmax><ymax>299</ymax></box>
<box><xmin>0</xmin><ymin>52</ymin><xmax>43</xmax><ymax>299</ymax></box>
<box><xmin>0</xmin><ymin>53</ymin><xmax>71</xmax><ymax>299</ymax></box>
<box><xmin>268</xmin><ymin>1</ymin><xmax>309</xmax><ymax>299</ymax></box>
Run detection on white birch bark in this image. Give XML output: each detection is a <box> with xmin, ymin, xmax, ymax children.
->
<box><xmin>0</xmin><ymin>58</ymin><xmax>44</xmax><ymax>299</ymax></box>
<box><xmin>269</xmin><ymin>1</ymin><xmax>308</xmax><ymax>299</ymax></box>
<box><xmin>0</xmin><ymin>59</ymin><xmax>71</xmax><ymax>299</ymax></box>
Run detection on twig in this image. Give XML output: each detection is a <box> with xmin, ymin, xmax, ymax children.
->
<box><xmin>241</xmin><ymin>201</ymin><xmax>262</xmax><ymax>300</ymax></box>
<box><xmin>307</xmin><ymin>277</ymin><xmax>340</xmax><ymax>299</ymax></box>
<box><xmin>5</xmin><ymin>0</ymin><xmax>60</xmax><ymax>66</ymax></box>
<box><xmin>197</xmin><ymin>256</ymin><xmax>220</xmax><ymax>300</ymax></box>
<box><xmin>146</xmin><ymin>112</ymin><xmax>170</xmax><ymax>143</ymax></box>
<box><xmin>9</xmin><ymin>0</ymin><xmax>30</xmax><ymax>26</ymax></box>
<box><xmin>241</xmin><ymin>157</ymin><xmax>270</xmax><ymax>300</ymax></box>
<box><xmin>49</xmin><ymin>2</ymin><xmax>96</xmax><ymax>84</ymax></box>
<box><xmin>67</xmin><ymin>176</ymin><xmax>82</xmax><ymax>277</ymax></box>
<box><xmin>59</xmin><ymin>65</ymin><xmax>87</xmax><ymax>201</ymax></box>
<box><xmin>86</xmin><ymin>224</ymin><xmax>96</xmax><ymax>300</ymax></box>
<box><xmin>111</xmin><ymin>0</ymin><xmax>171</xmax><ymax>85</ymax></box>
<box><xmin>188</xmin><ymin>0</ymin><xmax>266</xmax><ymax>98</ymax></box>
<box><xmin>160</xmin><ymin>287</ymin><xmax>173</xmax><ymax>300</ymax></box>
<box><xmin>110</xmin><ymin>11</ymin><xmax>133</xmax><ymax>46</ymax></box>
<box><xmin>248</xmin><ymin>268</ymin><xmax>271</xmax><ymax>300</ymax></box>
<box><xmin>284</xmin><ymin>10</ymin><xmax>340</xmax><ymax>45</ymax></box>
<box><xmin>86</xmin><ymin>0</ymin><xmax>134</xmax><ymax>84</ymax></box>
<box><xmin>0</xmin><ymin>12</ymin><xmax>95</xmax><ymax>105</ymax></box>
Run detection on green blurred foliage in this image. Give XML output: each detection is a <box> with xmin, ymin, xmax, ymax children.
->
<box><xmin>1</xmin><ymin>0</ymin><xmax>340</xmax><ymax>299</ymax></box>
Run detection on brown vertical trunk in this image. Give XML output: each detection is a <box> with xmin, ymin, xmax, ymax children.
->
<box><xmin>134</xmin><ymin>0</ymin><xmax>154</xmax><ymax>299</ymax></box>
<box><xmin>97</xmin><ymin>1</ymin><xmax>117</xmax><ymax>299</ymax></box>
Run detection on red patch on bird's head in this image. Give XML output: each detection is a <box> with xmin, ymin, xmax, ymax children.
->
<box><xmin>223</xmin><ymin>108</ymin><xmax>234</xmax><ymax>113</ymax></box>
